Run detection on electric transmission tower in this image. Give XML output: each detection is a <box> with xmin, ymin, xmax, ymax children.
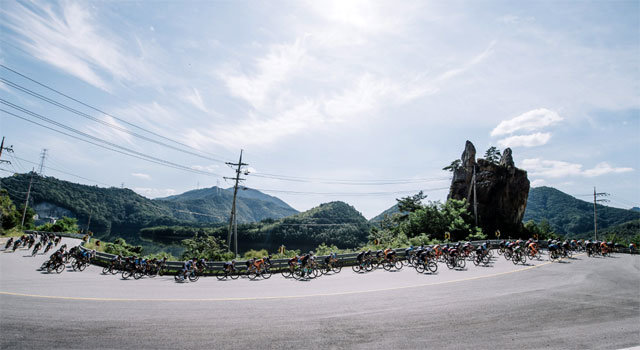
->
<box><xmin>224</xmin><ymin>150</ymin><xmax>249</xmax><ymax>257</ymax></box>
<box><xmin>37</xmin><ymin>149</ymin><xmax>47</xmax><ymax>175</ymax></box>
<box><xmin>0</xmin><ymin>136</ymin><xmax>14</xmax><ymax>165</ymax></box>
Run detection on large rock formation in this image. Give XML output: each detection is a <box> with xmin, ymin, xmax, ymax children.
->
<box><xmin>448</xmin><ymin>141</ymin><xmax>530</xmax><ymax>235</ymax></box>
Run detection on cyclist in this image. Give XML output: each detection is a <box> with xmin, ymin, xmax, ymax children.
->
<box><xmin>31</xmin><ymin>241</ymin><xmax>42</xmax><ymax>256</ymax></box>
<box><xmin>43</xmin><ymin>240</ymin><xmax>54</xmax><ymax>254</ymax></box>
<box><xmin>288</xmin><ymin>255</ymin><xmax>299</xmax><ymax>271</ymax></box>
<box><xmin>180</xmin><ymin>258</ymin><xmax>195</xmax><ymax>280</ymax></box>
<box><xmin>600</xmin><ymin>241</ymin><xmax>608</xmax><ymax>255</ymax></box>
<box><xmin>12</xmin><ymin>237</ymin><xmax>23</xmax><ymax>251</ymax></box>
<box><xmin>383</xmin><ymin>248</ymin><xmax>396</xmax><ymax>262</ymax></box>
<box><xmin>196</xmin><ymin>258</ymin><xmax>208</xmax><ymax>274</ymax></box>
<box><xmin>4</xmin><ymin>237</ymin><xmax>14</xmax><ymax>250</ymax></box>
<box><xmin>356</xmin><ymin>251</ymin><xmax>366</xmax><ymax>265</ymax></box>
<box><xmin>527</xmin><ymin>240</ymin><xmax>538</xmax><ymax>258</ymax></box>
<box><xmin>223</xmin><ymin>260</ymin><xmax>236</xmax><ymax>273</ymax></box>
<box><xmin>49</xmin><ymin>249</ymin><xmax>65</xmax><ymax>270</ymax></box>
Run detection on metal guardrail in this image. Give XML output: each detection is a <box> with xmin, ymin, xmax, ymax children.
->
<box><xmin>77</xmin><ymin>238</ymin><xmax>638</xmax><ymax>276</ymax></box>
<box><xmin>24</xmin><ymin>230</ymin><xmax>85</xmax><ymax>240</ymax></box>
<box><xmin>21</xmin><ymin>231</ymin><xmax>636</xmax><ymax>273</ymax></box>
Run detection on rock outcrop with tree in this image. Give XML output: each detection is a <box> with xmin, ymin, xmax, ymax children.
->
<box><xmin>446</xmin><ymin>141</ymin><xmax>530</xmax><ymax>236</ymax></box>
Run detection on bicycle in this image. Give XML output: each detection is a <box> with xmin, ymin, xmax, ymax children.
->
<box><xmin>445</xmin><ymin>255</ymin><xmax>466</xmax><ymax>269</ymax></box>
<box><xmin>415</xmin><ymin>258</ymin><xmax>438</xmax><ymax>274</ymax></box>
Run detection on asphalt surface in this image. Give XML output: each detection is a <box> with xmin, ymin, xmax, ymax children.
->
<box><xmin>1</xmin><ymin>238</ymin><xmax>639</xmax><ymax>349</ymax></box>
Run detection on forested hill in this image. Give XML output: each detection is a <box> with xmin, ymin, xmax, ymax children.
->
<box><xmin>369</xmin><ymin>204</ymin><xmax>401</xmax><ymax>223</ymax></box>
<box><xmin>156</xmin><ymin>186</ymin><xmax>298</xmax><ymax>223</ymax></box>
<box><xmin>141</xmin><ymin>201</ymin><xmax>371</xmax><ymax>252</ymax></box>
<box><xmin>0</xmin><ymin>173</ymin><xmax>298</xmax><ymax>239</ymax></box>
<box><xmin>0</xmin><ymin>173</ymin><xmax>175</xmax><ymax>238</ymax></box>
<box><xmin>523</xmin><ymin>186</ymin><xmax>640</xmax><ymax>236</ymax></box>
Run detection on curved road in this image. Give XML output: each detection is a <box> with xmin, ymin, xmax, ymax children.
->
<box><xmin>1</xmin><ymin>238</ymin><xmax>639</xmax><ymax>349</ymax></box>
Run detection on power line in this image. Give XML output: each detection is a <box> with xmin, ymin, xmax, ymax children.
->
<box><xmin>1</xmin><ymin>77</ymin><xmax>229</xmax><ymax>164</ymax></box>
<box><xmin>11</xmin><ymin>155</ymin><xmax>112</xmax><ymax>187</ymax></box>
<box><xmin>251</xmin><ymin>187</ymin><xmax>450</xmax><ymax>197</ymax></box>
<box><xmin>251</xmin><ymin>173</ymin><xmax>451</xmax><ymax>185</ymax></box>
<box><xmin>0</xmin><ymin>64</ymin><xmax>233</xmax><ymax>163</ymax></box>
<box><xmin>0</xmin><ymin>105</ymin><xmax>222</xmax><ymax>178</ymax></box>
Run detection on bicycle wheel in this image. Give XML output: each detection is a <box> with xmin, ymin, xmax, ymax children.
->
<box><xmin>427</xmin><ymin>261</ymin><xmax>438</xmax><ymax>273</ymax></box>
<box><xmin>394</xmin><ymin>261</ymin><xmax>403</xmax><ymax>270</ymax></box>
<box><xmin>281</xmin><ymin>268</ymin><xmax>293</xmax><ymax>278</ymax></box>
<box><xmin>383</xmin><ymin>262</ymin><xmax>392</xmax><ymax>271</ymax></box>
<box><xmin>446</xmin><ymin>258</ymin><xmax>454</xmax><ymax>269</ymax></box>
<box><xmin>415</xmin><ymin>263</ymin><xmax>425</xmax><ymax>273</ymax></box>
<box><xmin>230</xmin><ymin>272</ymin><xmax>240</xmax><ymax>280</ymax></box>
<box><xmin>482</xmin><ymin>254</ymin><xmax>491</xmax><ymax>265</ymax></box>
<box><xmin>217</xmin><ymin>272</ymin><xmax>228</xmax><ymax>281</ymax></box>
<box><xmin>122</xmin><ymin>270</ymin><xmax>132</xmax><ymax>280</ymax></box>
<box><xmin>473</xmin><ymin>257</ymin><xmax>481</xmax><ymax>266</ymax></box>
<box><xmin>365</xmin><ymin>262</ymin><xmax>374</xmax><ymax>272</ymax></box>
<box><xmin>188</xmin><ymin>272</ymin><xmax>199</xmax><ymax>282</ymax></box>
<box><xmin>102</xmin><ymin>266</ymin><xmax>110</xmax><ymax>274</ymax></box>
<box><xmin>332</xmin><ymin>263</ymin><xmax>342</xmax><ymax>273</ymax></box>
<box><xmin>457</xmin><ymin>257</ymin><xmax>466</xmax><ymax>269</ymax></box>
<box><xmin>262</xmin><ymin>268</ymin><xmax>272</xmax><ymax>279</ymax></box>
<box><xmin>351</xmin><ymin>264</ymin><xmax>361</xmax><ymax>273</ymax></box>
<box><xmin>56</xmin><ymin>263</ymin><xmax>65</xmax><ymax>274</ymax></box>
<box><xmin>133</xmin><ymin>271</ymin><xmax>143</xmax><ymax>280</ymax></box>
<box><xmin>78</xmin><ymin>262</ymin><xmax>87</xmax><ymax>271</ymax></box>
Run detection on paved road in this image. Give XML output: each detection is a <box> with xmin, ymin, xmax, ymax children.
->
<box><xmin>1</xmin><ymin>238</ymin><xmax>638</xmax><ymax>349</ymax></box>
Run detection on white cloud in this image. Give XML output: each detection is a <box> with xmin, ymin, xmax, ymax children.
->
<box><xmin>522</xmin><ymin>158</ymin><xmax>634</xmax><ymax>178</ymax></box>
<box><xmin>583</xmin><ymin>162</ymin><xmax>633</xmax><ymax>177</ymax></box>
<box><xmin>497</xmin><ymin>132</ymin><xmax>551</xmax><ymax>148</ymax></box>
<box><xmin>191</xmin><ymin>164</ymin><xmax>220</xmax><ymax>173</ymax></box>
<box><xmin>219</xmin><ymin>38</ymin><xmax>308</xmax><ymax>110</ymax></box>
<box><xmin>2</xmin><ymin>1</ymin><xmax>152</xmax><ymax>91</ymax></box>
<box><xmin>133</xmin><ymin>187</ymin><xmax>176</xmax><ymax>198</ymax></box>
<box><xmin>305</xmin><ymin>0</ymin><xmax>421</xmax><ymax>35</ymax></box>
<box><xmin>83</xmin><ymin>115</ymin><xmax>136</xmax><ymax>145</ymax></box>
<box><xmin>182</xmin><ymin>88</ymin><xmax>207</xmax><ymax>112</ymax></box>
<box><xmin>131</xmin><ymin>172</ymin><xmax>151</xmax><ymax>180</ymax></box>
<box><xmin>530</xmin><ymin>179</ymin><xmax>546</xmax><ymax>187</ymax></box>
<box><xmin>212</xmin><ymin>36</ymin><xmax>496</xmax><ymax>148</ymax></box>
<box><xmin>491</xmin><ymin>108</ymin><xmax>563</xmax><ymax>137</ymax></box>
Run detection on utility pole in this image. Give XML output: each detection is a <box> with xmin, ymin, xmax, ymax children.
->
<box><xmin>593</xmin><ymin>187</ymin><xmax>609</xmax><ymax>241</ymax></box>
<box><xmin>86</xmin><ymin>210</ymin><xmax>92</xmax><ymax>235</ymax></box>
<box><xmin>0</xmin><ymin>137</ymin><xmax>14</xmax><ymax>165</ymax></box>
<box><xmin>21</xmin><ymin>169</ymin><xmax>35</xmax><ymax>228</ymax></box>
<box><xmin>466</xmin><ymin>164</ymin><xmax>478</xmax><ymax>226</ymax></box>
<box><xmin>37</xmin><ymin>149</ymin><xmax>47</xmax><ymax>175</ymax></box>
<box><xmin>224</xmin><ymin>150</ymin><xmax>248</xmax><ymax>257</ymax></box>
<box><xmin>472</xmin><ymin>165</ymin><xmax>478</xmax><ymax>226</ymax></box>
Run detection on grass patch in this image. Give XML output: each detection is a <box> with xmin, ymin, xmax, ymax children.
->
<box><xmin>0</xmin><ymin>227</ymin><xmax>25</xmax><ymax>237</ymax></box>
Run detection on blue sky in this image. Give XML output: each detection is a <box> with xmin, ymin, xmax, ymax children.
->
<box><xmin>0</xmin><ymin>0</ymin><xmax>638</xmax><ymax>218</ymax></box>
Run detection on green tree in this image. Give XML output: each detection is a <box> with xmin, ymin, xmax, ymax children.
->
<box><xmin>103</xmin><ymin>238</ymin><xmax>143</xmax><ymax>256</ymax></box>
<box><xmin>0</xmin><ymin>190</ymin><xmax>20</xmax><ymax>230</ymax></box>
<box><xmin>396</xmin><ymin>191</ymin><xmax>427</xmax><ymax>215</ymax></box>
<box><xmin>442</xmin><ymin>159</ymin><xmax>462</xmax><ymax>172</ymax></box>
<box><xmin>484</xmin><ymin>146</ymin><xmax>501</xmax><ymax>164</ymax></box>
<box><xmin>181</xmin><ymin>233</ymin><xmax>233</xmax><ymax>261</ymax></box>
<box><xmin>37</xmin><ymin>216</ymin><xmax>79</xmax><ymax>233</ymax></box>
